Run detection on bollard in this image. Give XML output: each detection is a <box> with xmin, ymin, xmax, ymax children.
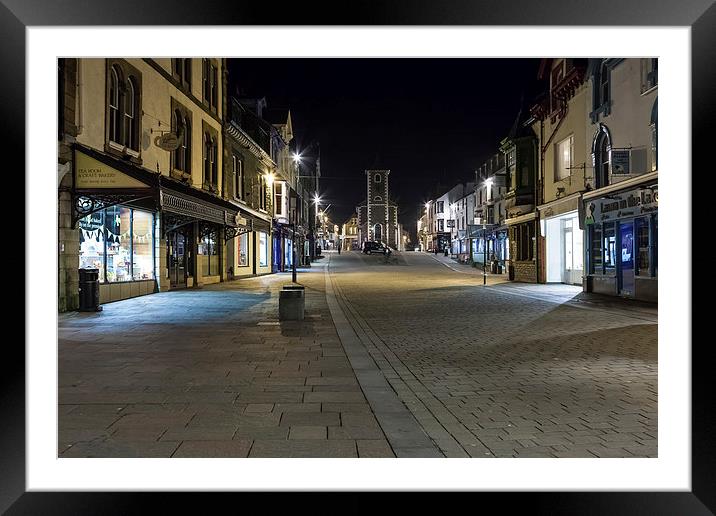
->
<box><xmin>279</xmin><ymin>285</ymin><xmax>305</xmax><ymax>321</ymax></box>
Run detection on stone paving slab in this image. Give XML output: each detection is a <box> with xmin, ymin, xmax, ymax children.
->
<box><xmin>58</xmin><ymin>269</ymin><xmax>394</xmax><ymax>458</ymax></box>
<box><xmin>326</xmin><ymin>251</ymin><xmax>657</xmax><ymax>458</ymax></box>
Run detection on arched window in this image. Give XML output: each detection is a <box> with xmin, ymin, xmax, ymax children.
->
<box><xmin>173</xmin><ymin>110</ymin><xmax>184</xmax><ymax>171</ymax></box>
<box><xmin>374</xmin><ymin>195</ymin><xmax>382</xmax><ymax>201</ymax></box>
<box><xmin>374</xmin><ymin>174</ymin><xmax>382</xmax><ymax>183</ymax></box>
<box><xmin>592</xmin><ymin>124</ymin><xmax>612</xmax><ymax>189</ymax></box>
<box><xmin>108</xmin><ymin>66</ymin><xmax>121</xmax><ymax>143</ymax></box>
<box><xmin>124</xmin><ymin>77</ymin><xmax>136</xmax><ymax>150</ymax></box>
<box><xmin>204</xmin><ymin>133</ymin><xmax>212</xmax><ymax>184</ymax></box>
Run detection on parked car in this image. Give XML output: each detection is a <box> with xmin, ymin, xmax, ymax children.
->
<box><xmin>362</xmin><ymin>241</ymin><xmax>388</xmax><ymax>255</ymax></box>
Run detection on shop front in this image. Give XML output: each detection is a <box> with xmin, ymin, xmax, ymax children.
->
<box><xmin>582</xmin><ymin>178</ymin><xmax>658</xmax><ymax>301</ymax></box>
<box><xmin>505</xmin><ymin>212</ymin><xmax>538</xmax><ymax>283</ymax></box>
<box><xmin>539</xmin><ymin>194</ymin><xmax>584</xmax><ymax>286</ymax></box>
<box><xmin>70</xmin><ymin>145</ymin><xmax>243</xmax><ymax>306</ymax></box>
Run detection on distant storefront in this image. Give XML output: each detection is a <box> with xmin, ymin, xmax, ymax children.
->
<box><xmin>539</xmin><ymin>193</ymin><xmax>584</xmax><ymax>286</ymax></box>
<box><xmin>582</xmin><ymin>175</ymin><xmax>657</xmax><ymax>301</ymax></box>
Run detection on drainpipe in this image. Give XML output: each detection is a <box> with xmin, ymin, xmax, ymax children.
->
<box><xmin>76</xmin><ymin>59</ymin><xmax>84</xmax><ymax>135</ymax></box>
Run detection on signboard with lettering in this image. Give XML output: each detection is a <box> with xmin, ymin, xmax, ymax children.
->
<box><xmin>75</xmin><ymin>151</ymin><xmax>149</xmax><ymax>189</ymax></box>
<box><xmin>447</xmin><ymin>219</ymin><xmax>455</xmax><ymax>228</ymax></box>
<box><xmin>154</xmin><ymin>132</ymin><xmax>180</xmax><ymax>151</ymax></box>
<box><xmin>584</xmin><ymin>185</ymin><xmax>658</xmax><ymax>225</ymax></box>
<box><xmin>611</xmin><ymin>150</ymin><xmax>630</xmax><ymax>175</ymax></box>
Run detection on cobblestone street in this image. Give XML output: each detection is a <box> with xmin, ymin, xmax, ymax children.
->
<box><xmin>59</xmin><ymin>251</ymin><xmax>657</xmax><ymax>458</ymax></box>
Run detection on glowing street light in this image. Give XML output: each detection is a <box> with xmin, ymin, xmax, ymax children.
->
<box><xmin>292</xmin><ymin>152</ymin><xmax>302</xmax><ymax>163</ymax></box>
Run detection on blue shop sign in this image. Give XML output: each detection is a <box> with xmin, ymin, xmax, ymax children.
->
<box><xmin>584</xmin><ymin>185</ymin><xmax>658</xmax><ymax>225</ymax></box>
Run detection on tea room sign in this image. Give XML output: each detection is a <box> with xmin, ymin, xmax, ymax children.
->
<box><xmin>75</xmin><ymin>150</ymin><xmax>149</xmax><ymax>189</ymax></box>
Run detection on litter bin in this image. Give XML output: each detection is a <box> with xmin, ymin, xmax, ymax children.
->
<box><xmin>508</xmin><ymin>264</ymin><xmax>515</xmax><ymax>281</ymax></box>
<box><xmin>78</xmin><ymin>268</ymin><xmax>102</xmax><ymax>312</ymax></box>
<box><xmin>279</xmin><ymin>284</ymin><xmax>305</xmax><ymax>321</ymax></box>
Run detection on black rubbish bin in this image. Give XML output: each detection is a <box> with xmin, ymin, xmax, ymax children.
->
<box><xmin>78</xmin><ymin>268</ymin><xmax>102</xmax><ymax>312</ymax></box>
<box><xmin>508</xmin><ymin>264</ymin><xmax>515</xmax><ymax>281</ymax></box>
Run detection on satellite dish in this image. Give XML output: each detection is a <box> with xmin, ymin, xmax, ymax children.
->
<box><xmin>154</xmin><ymin>132</ymin><xmax>180</xmax><ymax>151</ymax></box>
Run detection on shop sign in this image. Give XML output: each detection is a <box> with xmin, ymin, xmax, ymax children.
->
<box><xmin>447</xmin><ymin>219</ymin><xmax>455</xmax><ymax>228</ymax></box>
<box><xmin>611</xmin><ymin>150</ymin><xmax>631</xmax><ymax>174</ymax></box>
<box><xmin>79</xmin><ymin>211</ymin><xmax>103</xmax><ymax>231</ymax></box>
<box><xmin>584</xmin><ymin>185</ymin><xmax>658</xmax><ymax>225</ymax></box>
<box><xmin>154</xmin><ymin>132</ymin><xmax>180</xmax><ymax>151</ymax></box>
<box><xmin>75</xmin><ymin>151</ymin><xmax>149</xmax><ymax>189</ymax></box>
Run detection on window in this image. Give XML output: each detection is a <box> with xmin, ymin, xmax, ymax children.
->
<box><xmin>171</xmin><ymin>102</ymin><xmax>191</xmax><ymax>174</ymax></box>
<box><xmin>590</xmin><ymin>224</ymin><xmax>603</xmax><ymax>274</ymax></box>
<box><xmin>79</xmin><ymin>206</ymin><xmax>155</xmax><ymax>283</ymax></box>
<box><xmin>374</xmin><ymin>196</ymin><xmax>382</xmax><ymax>201</ymax></box>
<box><xmin>259</xmin><ymin>232</ymin><xmax>269</xmax><ymax>267</ymax></box>
<box><xmin>636</xmin><ymin>217</ymin><xmax>650</xmax><ymax>276</ymax></box>
<box><xmin>203</xmin><ymin>59</ymin><xmax>218</xmax><ymax>111</ymax></box>
<box><xmin>374</xmin><ymin>174</ymin><xmax>382</xmax><ymax>183</ymax></box>
<box><xmin>599</xmin><ymin>62</ymin><xmax>609</xmax><ymax>106</ymax></box>
<box><xmin>274</xmin><ymin>181</ymin><xmax>285</xmax><ymax>218</ymax></box>
<box><xmin>603</xmin><ymin>222</ymin><xmax>617</xmax><ymax>272</ymax></box>
<box><xmin>108</xmin><ymin>66</ymin><xmax>120</xmax><ymax>144</ymax></box>
<box><xmin>132</xmin><ymin>210</ymin><xmax>154</xmax><ymax>280</ymax></box>
<box><xmin>232</xmin><ymin>153</ymin><xmax>243</xmax><ymax>199</ymax></box>
<box><xmin>597</xmin><ymin>135</ymin><xmax>610</xmax><ymax>189</ymax></box>
<box><xmin>650</xmin><ymin>98</ymin><xmax>658</xmax><ymax>172</ymax></box>
<box><xmin>436</xmin><ymin>201</ymin><xmax>444</xmax><ymax>213</ymax></box>
<box><xmin>173</xmin><ymin>58</ymin><xmax>191</xmax><ymax>90</ymax></box>
<box><xmin>438</xmin><ymin>219</ymin><xmax>444</xmax><ymax>232</ymax></box>
<box><xmin>641</xmin><ymin>58</ymin><xmax>658</xmax><ymax>93</ymax></box>
<box><xmin>259</xmin><ymin>175</ymin><xmax>267</xmax><ymax>211</ymax></box>
<box><xmin>237</xmin><ymin>232</ymin><xmax>249</xmax><ymax>266</ymax></box>
<box><xmin>199</xmin><ymin>228</ymin><xmax>219</xmax><ymax>276</ymax></box>
<box><xmin>203</xmin><ymin>129</ymin><xmax>218</xmax><ymax>190</ymax></box>
<box><xmin>555</xmin><ymin>135</ymin><xmax>573</xmax><ymax>181</ymax></box>
<box><xmin>107</xmin><ymin>61</ymin><xmax>141</xmax><ymax>152</ymax></box>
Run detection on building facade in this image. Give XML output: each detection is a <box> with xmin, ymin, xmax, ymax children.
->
<box><xmin>59</xmin><ymin>58</ymin><xmax>269</xmax><ymax>311</ymax></box>
<box><xmin>531</xmin><ymin>58</ymin><xmax>590</xmax><ymax>286</ymax></box>
<box><xmin>449</xmin><ymin>184</ymin><xmax>475</xmax><ymax>263</ymax></box>
<box><xmin>474</xmin><ymin>155</ymin><xmax>509</xmax><ymax>272</ymax></box>
<box><xmin>581</xmin><ymin>58</ymin><xmax>658</xmax><ymax>301</ymax></box>
<box><xmin>341</xmin><ymin>215</ymin><xmax>359</xmax><ymax>251</ymax></box>
<box><xmin>502</xmin><ymin>112</ymin><xmax>539</xmax><ymax>282</ymax></box>
<box><xmin>357</xmin><ymin>169</ymin><xmax>399</xmax><ymax>248</ymax></box>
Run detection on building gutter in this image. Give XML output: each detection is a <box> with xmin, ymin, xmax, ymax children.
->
<box><xmin>582</xmin><ymin>171</ymin><xmax>658</xmax><ymax>201</ymax></box>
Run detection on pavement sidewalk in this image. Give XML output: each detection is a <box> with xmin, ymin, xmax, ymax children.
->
<box><xmin>58</xmin><ymin>265</ymin><xmax>395</xmax><ymax>458</ymax></box>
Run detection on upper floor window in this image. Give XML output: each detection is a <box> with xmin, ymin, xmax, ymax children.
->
<box><xmin>592</xmin><ymin>124</ymin><xmax>612</xmax><ymax>189</ymax></box>
<box><xmin>274</xmin><ymin>181</ymin><xmax>286</xmax><ymax>218</ymax></box>
<box><xmin>650</xmin><ymin>98</ymin><xmax>658</xmax><ymax>171</ymax></box>
<box><xmin>436</xmin><ymin>201</ymin><xmax>444</xmax><ymax>213</ymax></box>
<box><xmin>374</xmin><ymin>196</ymin><xmax>382</xmax><ymax>202</ymax></box>
<box><xmin>641</xmin><ymin>58</ymin><xmax>658</xmax><ymax>93</ymax></box>
<box><xmin>555</xmin><ymin>134</ymin><xmax>574</xmax><ymax>181</ymax></box>
<box><xmin>171</xmin><ymin>101</ymin><xmax>192</xmax><ymax>174</ymax></box>
<box><xmin>590</xmin><ymin>60</ymin><xmax>611</xmax><ymax>121</ymax></box>
<box><xmin>203</xmin><ymin>59</ymin><xmax>218</xmax><ymax>112</ymax></box>
<box><xmin>259</xmin><ymin>174</ymin><xmax>267</xmax><ymax>211</ymax></box>
<box><xmin>172</xmin><ymin>58</ymin><xmax>192</xmax><ymax>91</ymax></box>
<box><xmin>374</xmin><ymin>174</ymin><xmax>382</xmax><ymax>183</ymax></box>
<box><xmin>232</xmin><ymin>153</ymin><xmax>244</xmax><ymax>200</ymax></box>
<box><xmin>107</xmin><ymin>61</ymin><xmax>141</xmax><ymax>153</ymax></box>
<box><xmin>203</xmin><ymin>129</ymin><xmax>218</xmax><ymax>191</ymax></box>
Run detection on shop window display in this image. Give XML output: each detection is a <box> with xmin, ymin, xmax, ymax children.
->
<box><xmin>590</xmin><ymin>224</ymin><xmax>603</xmax><ymax>274</ymax></box>
<box><xmin>79</xmin><ymin>211</ymin><xmax>106</xmax><ymax>282</ymax></box>
<box><xmin>259</xmin><ymin>232</ymin><xmax>268</xmax><ymax>267</ymax></box>
<box><xmin>238</xmin><ymin>232</ymin><xmax>248</xmax><ymax>267</ymax></box>
<box><xmin>200</xmin><ymin>229</ymin><xmax>219</xmax><ymax>276</ymax></box>
<box><xmin>603</xmin><ymin>222</ymin><xmax>617</xmax><ymax>272</ymax></box>
<box><xmin>78</xmin><ymin>206</ymin><xmax>155</xmax><ymax>282</ymax></box>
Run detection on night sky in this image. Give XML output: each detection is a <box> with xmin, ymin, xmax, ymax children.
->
<box><xmin>228</xmin><ymin>58</ymin><xmax>543</xmax><ymax>240</ymax></box>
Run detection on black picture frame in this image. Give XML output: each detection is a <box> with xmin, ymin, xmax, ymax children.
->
<box><xmin>4</xmin><ymin>0</ymin><xmax>712</xmax><ymax>512</ymax></box>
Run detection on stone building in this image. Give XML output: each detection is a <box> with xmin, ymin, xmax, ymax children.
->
<box><xmin>357</xmin><ymin>170</ymin><xmax>399</xmax><ymax>249</ymax></box>
<box><xmin>58</xmin><ymin>58</ymin><xmax>271</xmax><ymax>311</ymax></box>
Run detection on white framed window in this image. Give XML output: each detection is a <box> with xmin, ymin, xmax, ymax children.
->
<box><xmin>274</xmin><ymin>181</ymin><xmax>287</xmax><ymax>218</ymax></box>
<box><xmin>555</xmin><ymin>134</ymin><xmax>574</xmax><ymax>181</ymax></box>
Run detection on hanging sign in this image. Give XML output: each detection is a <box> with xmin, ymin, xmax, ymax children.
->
<box><xmin>611</xmin><ymin>150</ymin><xmax>631</xmax><ymax>175</ymax></box>
<box><xmin>154</xmin><ymin>132</ymin><xmax>181</xmax><ymax>152</ymax></box>
<box><xmin>75</xmin><ymin>150</ymin><xmax>149</xmax><ymax>189</ymax></box>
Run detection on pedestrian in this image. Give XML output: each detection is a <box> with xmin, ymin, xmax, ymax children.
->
<box><xmin>337</xmin><ymin>246</ymin><xmax>341</xmax><ymax>255</ymax></box>
<box><xmin>434</xmin><ymin>247</ymin><xmax>438</xmax><ymax>255</ymax></box>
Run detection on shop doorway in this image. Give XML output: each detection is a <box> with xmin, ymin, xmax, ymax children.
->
<box><xmin>545</xmin><ymin>213</ymin><xmax>583</xmax><ymax>285</ymax></box>
<box><xmin>167</xmin><ymin>227</ymin><xmax>190</xmax><ymax>289</ymax></box>
<box><xmin>619</xmin><ymin>221</ymin><xmax>634</xmax><ymax>297</ymax></box>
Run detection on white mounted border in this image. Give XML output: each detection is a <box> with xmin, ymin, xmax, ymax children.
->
<box><xmin>27</xmin><ymin>26</ymin><xmax>689</xmax><ymax>491</ymax></box>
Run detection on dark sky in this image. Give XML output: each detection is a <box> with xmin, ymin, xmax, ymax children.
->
<box><xmin>228</xmin><ymin>58</ymin><xmax>542</xmax><ymax>239</ymax></box>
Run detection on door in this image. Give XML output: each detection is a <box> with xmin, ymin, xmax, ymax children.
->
<box><xmin>562</xmin><ymin>218</ymin><xmax>584</xmax><ymax>285</ymax></box>
<box><xmin>619</xmin><ymin>221</ymin><xmax>634</xmax><ymax>296</ymax></box>
<box><xmin>167</xmin><ymin>230</ymin><xmax>188</xmax><ymax>289</ymax></box>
